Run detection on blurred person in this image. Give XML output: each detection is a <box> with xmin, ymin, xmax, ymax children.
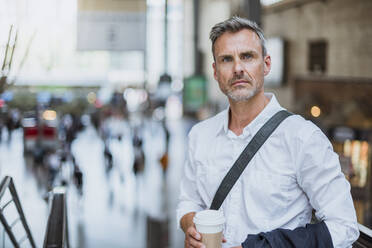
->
<box><xmin>60</xmin><ymin>114</ymin><xmax>73</xmax><ymax>141</ymax></box>
<box><xmin>32</xmin><ymin>141</ymin><xmax>45</xmax><ymax>167</ymax></box>
<box><xmin>45</xmin><ymin>150</ymin><xmax>60</xmax><ymax>189</ymax></box>
<box><xmin>30</xmin><ymin>140</ymin><xmax>48</xmax><ymax>192</ymax></box>
<box><xmin>58</xmin><ymin>147</ymin><xmax>72</xmax><ymax>186</ymax></box>
<box><xmin>104</xmin><ymin>141</ymin><xmax>114</xmax><ymax>174</ymax></box>
<box><xmin>100</xmin><ymin>116</ymin><xmax>111</xmax><ymax>142</ymax></box>
<box><xmin>64</xmin><ymin>113</ymin><xmax>81</xmax><ymax>152</ymax></box>
<box><xmin>72</xmin><ymin>156</ymin><xmax>83</xmax><ymax>197</ymax></box>
<box><xmin>177</xmin><ymin>17</ymin><xmax>359</xmax><ymax>248</ymax></box>
<box><xmin>0</xmin><ymin>117</ymin><xmax>3</xmax><ymax>142</ymax></box>
<box><xmin>133</xmin><ymin>146</ymin><xmax>145</xmax><ymax>175</ymax></box>
<box><xmin>5</xmin><ymin>111</ymin><xmax>14</xmax><ymax>143</ymax></box>
<box><xmin>11</xmin><ymin>109</ymin><xmax>21</xmax><ymax>129</ymax></box>
<box><xmin>59</xmin><ymin>144</ymin><xmax>69</xmax><ymax>164</ymax></box>
<box><xmin>159</xmin><ymin>119</ymin><xmax>170</xmax><ymax>176</ymax></box>
<box><xmin>115</xmin><ymin>134</ymin><xmax>125</xmax><ymax>183</ymax></box>
<box><xmin>132</xmin><ymin>127</ymin><xmax>145</xmax><ymax>175</ymax></box>
<box><xmin>91</xmin><ymin>111</ymin><xmax>101</xmax><ymax>133</ymax></box>
<box><xmin>132</xmin><ymin>128</ymin><xmax>142</xmax><ymax>148</ymax></box>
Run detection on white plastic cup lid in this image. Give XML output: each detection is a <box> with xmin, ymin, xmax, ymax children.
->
<box><xmin>193</xmin><ymin>210</ymin><xmax>225</xmax><ymax>226</ymax></box>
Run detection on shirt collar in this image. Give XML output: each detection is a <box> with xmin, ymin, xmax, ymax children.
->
<box><xmin>215</xmin><ymin>93</ymin><xmax>284</xmax><ymax>137</ymax></box>
<box><xmin>214</xmin><ymin>107</ymin><xmax>229</xmax><ymax>137</ymax></box>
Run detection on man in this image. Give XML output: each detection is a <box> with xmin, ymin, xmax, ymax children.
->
<box><xmin>177</xmin><ymin>17</ymin><xmax>359</xmax><ymax>248</ymax></box>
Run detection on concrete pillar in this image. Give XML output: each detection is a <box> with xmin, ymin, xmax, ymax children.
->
<box><xmin>243</xmin><ymin>0</ymin><xmax>261</xmax><ymax>26</ymax></box>
<box><xmin>199</xmin><ymin>0</ymin><xmax>231</xmax><ymax>107</ymax></box>
<box><xmin>193</xmin><ymin>0</ymin><xmax>203</xmax><ymax>75</ymax></box>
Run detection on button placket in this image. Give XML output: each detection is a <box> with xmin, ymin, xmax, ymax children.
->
<box><xmin>227</xmin><ymin>186</ymin><xmax>240</xmax><ymax>238</ymax></box>
<box><xmin>226</xmin><ymin>195</ymin><xmax>236</xmax><ymax>233</ymax></box>
<box><xmin>233</xmin><ymin>139</ymin><xmax>241</xmax><ymax>159</ymax></box>
<box><xmin>224</xmin><ymin>135</ymin><xmax>244</xmax><ymax>242</ymax></box>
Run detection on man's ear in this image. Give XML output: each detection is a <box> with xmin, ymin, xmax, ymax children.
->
<box><xmin>263</xmin><ymin>55</ymin><xmax>271</xmax><ymax>76</ymax></box>
<box><xmin>213</xmin><ymin>62</ymin><xmax>218</xmax><ymax>81</ymax></box>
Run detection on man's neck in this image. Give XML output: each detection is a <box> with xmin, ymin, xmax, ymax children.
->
<box><xmin>228</xmin><ymin>91</ymin><xmax>269</xmax><ymax>136</ymax></box>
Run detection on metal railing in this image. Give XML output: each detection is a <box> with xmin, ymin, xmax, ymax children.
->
<box><xmin>353</xmin><ymin>224</ymin><xmax>372</xmax><ymax>248</ymax></box>
<box><xmin>0</xmin><ymin>176</ymin><xmax>369</xmax><ymax>248</ymax></box>
<box><xmin>0</xmin><ymin>176</ymin><xmax>36</xmax><ymax>248</ymax></box>
<box><xmin>43</xmin><ymin>187</ymin><xmax>69</xmax><ymax>248</ymax></box>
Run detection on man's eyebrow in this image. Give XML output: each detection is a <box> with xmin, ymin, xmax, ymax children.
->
<box><xmin>217</xmin><ymin>50</ymin><xmax>259</xmax><ymax>59</ymax></box>
<box><xmin>217</xmin><ymin>54</ymin><xmax>233</xmax><ymax>59</ymax></box>
<box><xmin>241</xmin><ymin>50</ymin><xmax>257</xmax><ymax>56</ymax></box>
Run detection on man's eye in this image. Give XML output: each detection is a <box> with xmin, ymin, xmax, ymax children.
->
<box><xmin>242</xmin><ymin>54</ymin><xmax>252</xmax><ymax>59</ymax></box>
<box><xmin>222</xmin><ymin>57</ymin><xmax>232</xmax><ymax>62</ymax></box>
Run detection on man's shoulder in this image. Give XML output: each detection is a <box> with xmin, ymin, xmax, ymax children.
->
<box><xmin>285</xmin><ymin>114</ymin><xmax>317</xmax><ymax>129</ymax></box>
<box><xmin>282</xmin><ymin>113</ymin><xmax>323</xmax><ymax>140</ymax></box>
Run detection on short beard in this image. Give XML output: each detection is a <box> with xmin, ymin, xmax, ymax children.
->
<box><xmin>224</xmin><ymin>74</ymin><xmax>258</xmax><ymax>102</ymax></box>
<box><xmin>226</xmin><ymin>86</ymin><xmax>257</xmax><ymax>102</ymax></box>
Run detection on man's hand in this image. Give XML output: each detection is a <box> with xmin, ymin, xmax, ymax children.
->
<box><xmin>184</xmin><ymin>225</ymin><xmax>205</xmax><ymax>248</ymax></box>
<box><xmin>181</xmin><ymin>212</ymin><xmax>205</xmax><ymax>248</ymax></box>
<box><xmin>181</xmin><ymin>212</ymin><xmax>227</xmax><ymax>248</ymax></box>
<box><xmin>231</xmin><ymin>246</ymin><xmax>242</xmax><ymax>248</ymax></box>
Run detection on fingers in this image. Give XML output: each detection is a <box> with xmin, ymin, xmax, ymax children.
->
<box><xmin>188</xmin><ymin>226</ymin><xmax>201</xmax><ymax>241</ymax></box>
<box><xmin>189</xmin><ymin>237</ymin><xmax>205</xmax><ymax>248</ymax></box>
<box><xmin>185</xmin><ymin>226</ymin><xmax>205</xmax><ymax>248</ymax></box>
<box><xmin>222</xmin><ymin>236</ymin><xmax>227</xmax><ymax>243</ymax></box>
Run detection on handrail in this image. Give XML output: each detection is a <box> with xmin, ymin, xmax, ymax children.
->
<box><xmin>43</xmin><ymin>187</ymin><xmax>69</xmax><ymax>248</ymax></box>
<box><xmin>0</xmin><ymin>176</ymin><xmax>36</xmax><ymax>248</ymax></box>
<box><xmin>353</xmin><ymin>224</ymin><xmax>372</xmax><ymax>248</ymax></box>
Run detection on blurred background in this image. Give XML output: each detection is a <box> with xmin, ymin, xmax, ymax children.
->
<box><xmin>0</xmin><ymin>0</ymin><xmax>371</xmax><ymax>247</ymax></box>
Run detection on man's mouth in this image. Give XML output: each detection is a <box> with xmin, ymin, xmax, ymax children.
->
<box><xmin>231</xmin><ymin>80</ymin><xmax>250</xmax><ymax>86</ymax></box>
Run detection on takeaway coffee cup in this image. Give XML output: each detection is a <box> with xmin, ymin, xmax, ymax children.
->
<box><xmin>193</xmin><ymin>210</ymin><xmax>225</xmax><ymax>248</ymax></box>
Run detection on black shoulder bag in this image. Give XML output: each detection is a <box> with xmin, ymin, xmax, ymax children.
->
<box><xmin>210</xmin><ymin>110</ymin><xmax>292</xmax><ymax>210</ymax></box>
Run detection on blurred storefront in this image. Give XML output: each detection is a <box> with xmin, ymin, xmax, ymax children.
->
<box><xmin>294</xmin><ymin>76</ymin><xmax>372</xmax><ymax>228</ymax></box>
<box><xmin>261</xmin><ymin>0</ymin><xmax>372</xmax><ymax>229</ymax></box>
<box><xmin>331</xmin><ymin>131</ymin><xmax>371</xmax><ymax>226</ymax></box>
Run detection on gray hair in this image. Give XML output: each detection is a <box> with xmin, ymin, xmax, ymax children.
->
<box><xmin>209</xmin><ymin>16</ymin><xmax>267</xmax><ymax>60</ymax></box>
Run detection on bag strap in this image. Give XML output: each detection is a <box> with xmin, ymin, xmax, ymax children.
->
<box><xmin>210</xmin><ymin>110</ymin><xmax>293</xmax><ymax>210</ymax></box>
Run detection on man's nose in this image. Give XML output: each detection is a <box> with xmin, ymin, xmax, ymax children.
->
<box><xmin>233</xmin><ymin>60</ymin><xmax>244</xmax><ymax>75</ymax></box>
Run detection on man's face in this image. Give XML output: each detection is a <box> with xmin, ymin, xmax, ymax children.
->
<box><xmin>212</xmin><ymin>29</ymin><xmax>271</xmax><ymax>102</ymax></box>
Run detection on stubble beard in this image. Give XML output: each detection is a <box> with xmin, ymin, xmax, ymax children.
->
<box><xmin>222</xmin><ymin>76</ymin><xmax>262</xmax><ymax>102</ymax></box>
<box><xmin>226</xmin><ymin>86</ymin><xmax>258</xmax><ymax>102</ymax></box>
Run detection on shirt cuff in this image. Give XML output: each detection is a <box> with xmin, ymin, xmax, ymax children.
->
<box><xmin>324</xmin><ymin>219</ymin><xmax>359</xmax><ymax>247</ymax></box>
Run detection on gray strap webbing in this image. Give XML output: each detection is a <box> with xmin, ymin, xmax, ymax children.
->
<box><xmin>210</xmin><ymin>110</ymin><xmax>293</xmax><ymax>210</ymax></box>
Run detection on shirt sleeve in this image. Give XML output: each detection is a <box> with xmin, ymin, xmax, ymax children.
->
<box><xmin>176</xmin><ymin>130</ymin><xmax>206</xmax><ymax>229</ymax></box>
<box><xmin>295</xmin><ymin>128</ymin><xmax>359</xmax><ymax>247</ymax></box>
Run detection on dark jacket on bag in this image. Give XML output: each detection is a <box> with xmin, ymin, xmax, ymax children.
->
<box><xmin>242</xmin><ymin>221</ymin><xmax>333</xmax><ymax>248</ymax></box>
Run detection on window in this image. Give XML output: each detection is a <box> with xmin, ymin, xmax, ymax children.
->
<box><xmin>308</xmin><ymin>40</ymin><xmax>327</xmax><ymax>74</ymax></box>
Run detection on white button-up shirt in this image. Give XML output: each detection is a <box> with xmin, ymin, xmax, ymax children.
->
<box><xmin>177</xmin><ymin>93</ymin><xmax>359</xmax><ymax>247</ymax></box>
